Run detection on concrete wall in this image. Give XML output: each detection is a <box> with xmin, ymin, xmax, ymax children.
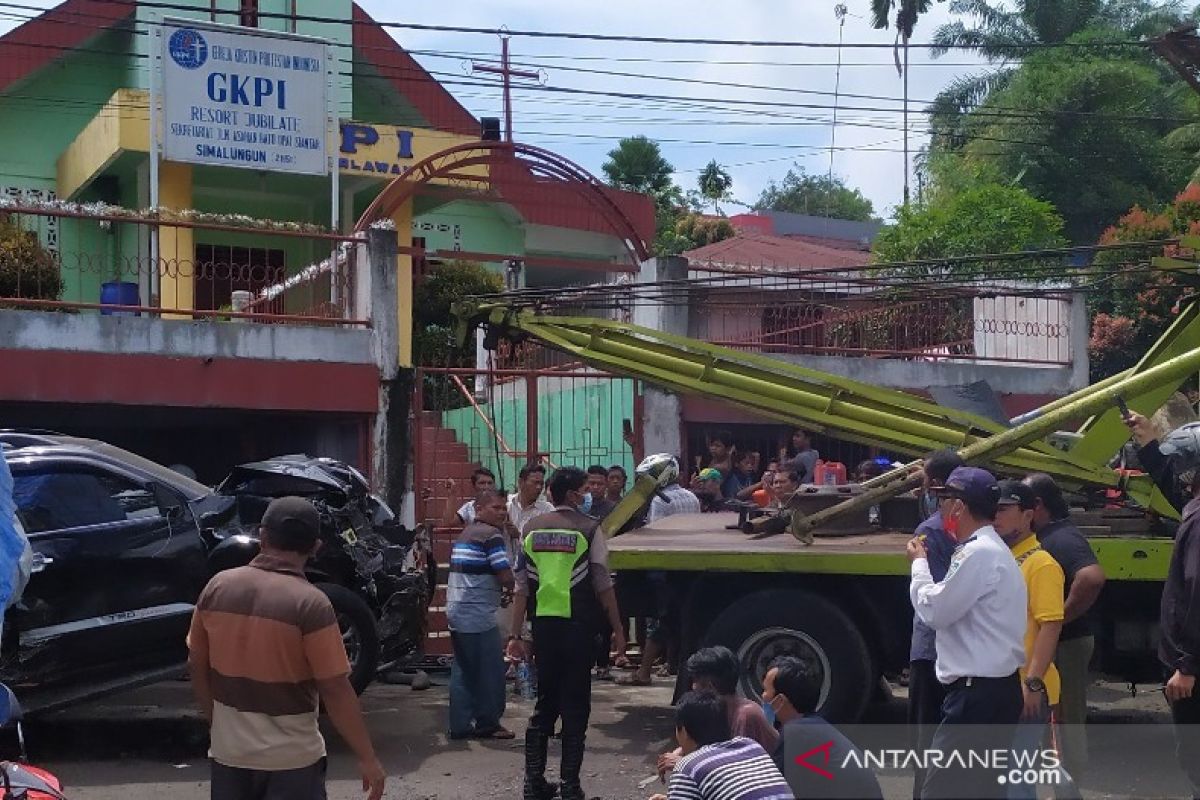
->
<box><xmin>0</xmin><ymin>309</ymin><xmax>374</xmax><ymax>364</ymax></box>
<box><xmin>772</xmin><ymin>353</ymin><xmax>1079</xmax><ymax>395</ymax></box>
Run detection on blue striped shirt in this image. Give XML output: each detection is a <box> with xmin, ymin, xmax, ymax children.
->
<box><xmin>446</xmin><ymin>521</ymin><xmax>511</xmax><ymax>633</ymax></box>
<box><xmin>669</xmin><ymin>737</ymin><xmax>794</xmax><ymax>800</ymax></box>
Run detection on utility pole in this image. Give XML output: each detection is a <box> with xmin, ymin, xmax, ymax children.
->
<box><xmin>828</xmin><ymin>3</ymin><xmax>848</xmax><ymax>220</ymax></box>
<box><xmin>471</xmin><ymin>33</ymin><xmax>541</xmax><ymax>143</ymax></box>
<box><xmin>902</xmin><ymin>33</ymin><xmax>910</xmax><ymax>206</ymax></box>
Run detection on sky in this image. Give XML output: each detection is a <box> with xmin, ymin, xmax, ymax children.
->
<box><xmin>0</xmin><ymin>1</ymin><xmax>990</xmax><ymax>220</ymax></box>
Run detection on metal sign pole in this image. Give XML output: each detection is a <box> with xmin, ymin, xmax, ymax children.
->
<box><xmin>326</xmin><ymin>42</ymin><xmax>340</xmax><ymax>312</ymax></box>
<box><xmin>149</xmin><ymin>15</ymin><xmax>162</xmax><ymax>306</ymax></box>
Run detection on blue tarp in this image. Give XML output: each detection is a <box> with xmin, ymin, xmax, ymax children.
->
<box><xmin>0</xmin><ymin>451</ymin><xmax>30</xmax><ymax>609</ymax></box>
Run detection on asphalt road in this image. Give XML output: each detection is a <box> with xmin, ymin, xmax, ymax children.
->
<box><xmin>15</xmin><ymin>674</ymin><xmax>1194</xmax><ymax>800</ymax></box>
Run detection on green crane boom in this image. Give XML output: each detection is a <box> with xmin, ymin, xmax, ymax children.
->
<box><xmin>456</xmin><ymin>301</ymin><xmax>1197</xmax><ymax>523</ymax></box>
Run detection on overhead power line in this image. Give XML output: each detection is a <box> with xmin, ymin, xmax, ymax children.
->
<box><xmin>92</xmin><ymin>0</ymin><xmax>1149</xmax><ymax>51</ymax></box>
<box><xmin>0</xmin><ymin>6</ymin><xmax>1187</xmax><ymax>127</ymax></box>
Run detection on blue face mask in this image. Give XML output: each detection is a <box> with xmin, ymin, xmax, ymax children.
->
<box><xmin>761</xmin><ymin>696</ymin><xmax>778</xmax><ymax>727</ymax></box>
<box><xmin>580</xmin><ymin>492</ymin><xmax>594</xmax><ymax>515</ymax></box>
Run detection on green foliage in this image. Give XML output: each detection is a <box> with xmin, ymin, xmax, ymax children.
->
<box><xmin>0</xmin><ymin>215</ymin><xmax>62</xmax><ymax>301</ymax></box>
<box><xmin>601</xmin><ymin>136</ymin><xmax>675</xmax><ymax>195</ymax></box>
<box><xmin>413</xmin><ymin>259</ymin><xmax>502</xmax><ymax>327</ymax></box>
<box><xmin>872</xmin><ymin>183</ymin><xmax>1067</xmax><ymax>278</ymax></box>
<box><xmin>931</xmin><ymin>33</ymin><xmax>1191</xmax><ymax>242</ymax></box>
<box><xmin>601</xmin><ymin>136</ymin><xmax>728</xmax><ymax>256</ymax></box>
<box><xmin>412</xmin><ymin>260</ymin><xmax>501</xmax><ymax>365</ymax></box>
<box><xmin>697</xmin><ymin>160</ymin><xmax>733</xmax><ymax>213</ymax></box>
<box><xmin>411</xmin><ymin>260</ymin><xmax>503</xmax><ymax>408</ymax></box>
<box><xmin>1086</xmin><ymin>184</ymin><xmax>1200</xmax><ymax>378</ymax></box>
<box><xmin>927</xmin><ymin>0</ymin><xmax>1187</xmax><ymax>144</ymax></box>
<box><xmin>675</xmin><ymin>214</ymin><xmax>735</xmax><ymax>248</ymax></box>
<box><xmin>871</xmin><ymin>0</ymin><xmax>936</xmax><ymax>37</ymax></box>
<box><xmin>753</xmin><ymin>166</ymin><xmax>877</xmax><ymax>222</ymax></box>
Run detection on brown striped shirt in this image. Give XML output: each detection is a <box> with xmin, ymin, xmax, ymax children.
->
<box><xmin>187</xmin><ymin>554</ymin><xmax>350</xmax><ymax>771</ymax></box>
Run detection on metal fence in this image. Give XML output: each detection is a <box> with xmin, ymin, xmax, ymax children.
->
<box><xmin>686</xmin><ymin>278</ymin><xmax>1074</xmax><ymax>367</ymax></box>
<box><xmin>0</xmin><ymin>204</ymin><xmax>366</xmax><ymax>325</ymax></box>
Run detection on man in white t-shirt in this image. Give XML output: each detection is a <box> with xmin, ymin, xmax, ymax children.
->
<box><xmin>508</xmin><ymin>463</ymin><xmax>554</xmax><ymax>539</ymax></box>
<box><xmin>440</xmin><ymin>467</ymin><xmax>497</xmax><ymax>527</ymax></box>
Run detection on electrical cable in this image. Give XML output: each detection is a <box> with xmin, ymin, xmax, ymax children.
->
<box><xmin>80</xmin><ymin>0</ymin><xmax>1151</xmax><ymax>51</ymax></box>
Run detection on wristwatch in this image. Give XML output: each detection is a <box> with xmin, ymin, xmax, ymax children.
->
<box><xmin>1024</xmin><ymin>677</ymin><xmax>1046</xmax><ymax>693</ymax></box>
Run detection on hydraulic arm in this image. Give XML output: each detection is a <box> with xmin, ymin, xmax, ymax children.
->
<box><xmin>455</xmin><ymin>301</ymin><xmax>1199</xmax><ymax>529</ymax></box>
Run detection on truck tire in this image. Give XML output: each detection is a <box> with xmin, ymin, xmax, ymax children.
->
<box><xmin>315</xmin><ymin>583</ymin><xmax>380</xmax><ymax>695</ymax></box>
<box><xmin>701</xmin><ymin>588</ymin><xmax>873</xmax><ymax>723</ymax></box>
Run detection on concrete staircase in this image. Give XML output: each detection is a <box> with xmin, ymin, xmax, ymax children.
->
<box><xmin>416</xmin><ymin>411</ymin><xmax>485</xmax><ymax>659</ymax></box>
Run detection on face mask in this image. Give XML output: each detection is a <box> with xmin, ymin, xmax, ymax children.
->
<box><xmin>579</xmin><ymin>492</ymin><xmax>593</xmax><ymax>515</ymax></box>
<box><xmin>761</xmin><ymin>696</ymin><xmax>779</xmax><ymax>727</ymax></box>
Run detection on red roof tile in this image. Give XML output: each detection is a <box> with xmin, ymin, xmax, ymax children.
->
<box><xmin>351</xmin><ymin>3</ymin><xmax>478</xmax><ymax>137</ymax></box>
<box><xmin>685</xmin><ymin>232</ymin><xmax>869</xmax><ymax>271</ymax></box>
<box><xmin>783</xmin><ymin>233</ymin><xmax>871</xmax><ymax>253</ymax></box>
<box><xmin>0</xmin><ymin>0</ymin><xmax>132</xmax><ymax>95</ymax></box>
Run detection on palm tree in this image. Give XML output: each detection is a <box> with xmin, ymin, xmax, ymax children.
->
<box><xmin>927</xmin><ymin>0</ymin><xmax>1187</xmax><ymax>149</ymax></box>
<box><xmin>698</xmin><ymin>160</ymin><xmax>733</xmax><ymax>214</ymax></box>
<box><xmin>871</xmin><ymin>0</ymin><xmax>936</xmax><ymax>204</ymax></box>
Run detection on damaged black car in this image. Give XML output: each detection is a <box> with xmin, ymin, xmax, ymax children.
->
<box><xmin>0</xmin><ymin>433</ymin><xmax>432</xmax><ymax>711</ymax></box>
<box><xmin>209</xmin><ymin>456</ymin><xmax>434</xmax><ymax>693</ymax></box>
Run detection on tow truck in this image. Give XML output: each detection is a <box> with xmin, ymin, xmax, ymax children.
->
<box><xmin>453</xmin><ymin>296</ymin><xmax>1200</xmax><ymax>721</ymax></box>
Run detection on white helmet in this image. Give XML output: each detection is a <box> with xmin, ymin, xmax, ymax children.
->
<box><xmin>1159</xmin><ymin>422</ymin><xmax>1200</xmax><ymax>471</ymax></box>
<box><xmin>636</xmin><ymin>453</ymin><xmax>679</xmax><ymax>488</ymax></box>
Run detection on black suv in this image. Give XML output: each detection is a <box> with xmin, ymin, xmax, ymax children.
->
<box><xmin>0</xmin><ymin>432</ymin><xmax>431</xmax><ymax>712</ymax></box>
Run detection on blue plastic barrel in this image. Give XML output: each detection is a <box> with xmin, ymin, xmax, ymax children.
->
<box><xmin>99</xmin><ymin>281</ymin><xmax>140</xmax><ymax>316</ymax></box>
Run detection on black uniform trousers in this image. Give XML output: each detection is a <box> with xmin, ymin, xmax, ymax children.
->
<box><xmin>530</xmin><ymin>617</ymin><xmax>594</xmax><ymax>737</ymax></box>
<box><xmin>921</xmin><ymin>672</ymin><xmax>1022</xmax><ymax>800</ymax></box>
<box><xmin>1171</xmin><ymin>690</ymin><xmax>1200</xmax><ymax>800</ymax></box>
<box><xmin>908</xmin><ymin>659</ymin><xmax>948</xmax><ymax>800</ymax></box>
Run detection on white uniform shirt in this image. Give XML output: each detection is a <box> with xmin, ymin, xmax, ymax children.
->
<box><xmin>910</xmin><ymin>524</ymin><xmax>1027</xmax><ymax>684</ymax></box>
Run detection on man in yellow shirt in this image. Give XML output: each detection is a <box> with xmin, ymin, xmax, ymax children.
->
<box><xmin>995</xmin><ymin>480</ymin><xmax>1065</xmax><ymax>797</ymax></box>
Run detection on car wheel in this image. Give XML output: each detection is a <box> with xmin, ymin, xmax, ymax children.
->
<box><xmin>315</xmin><ymin>583</ymin><xmax>380</xmax><ymax>695</ymax></box>
<box><xmin>701</xmin><ymin>588</ymin><xmax>873</xmax><ymax>723</ymax></box>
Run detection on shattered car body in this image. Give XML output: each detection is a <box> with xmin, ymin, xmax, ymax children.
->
<box><xmin>0</xmin><ymin>433</ymin><xmax>431</xmax><ymax>710</ymax></box>
<box><xmin>211</xmin><ymin>456</ymin><xmax>434</xmax><ymax>690</ymax></box>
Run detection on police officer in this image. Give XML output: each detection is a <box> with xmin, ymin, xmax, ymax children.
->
<box><xmin>907</xmin><ymin>466</ymin><xmax>1027</xmax><ymax>800</ymax></box>
<box><xmin>506</xmin><ymin>466</ymin><xmax>627</xmax><ymax>800</ymax></box>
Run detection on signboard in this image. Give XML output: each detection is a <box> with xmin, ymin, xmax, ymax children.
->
<box><xmin>160</xmin><ymin>20</ymin><xmax>331</xmax><ymax>175</ymax></box>
<box><xmin>336</xmin><ymin>123</ymin><xmax>486</xmax><ymax>179</ymax></box>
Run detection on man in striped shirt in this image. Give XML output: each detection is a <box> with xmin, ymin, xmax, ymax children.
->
<box><xmin>447</xmin><ymin>488</ymin><xmax>516</xmax><ymax>740</ymax></box>
<box><xmin>187</xmin><ymin>496</ymin><xmax>385</xmax><ymax>800</ymax></box>
<box><xmin>651</xmin><ymin>691</ymin><xmax>793</xmax><ymax>800</ymax></box>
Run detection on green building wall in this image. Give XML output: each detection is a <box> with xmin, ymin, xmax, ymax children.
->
<box><xmin>440</xmin><ymin>376</ymin><xmax>636</xmax><ymax>490</ymax></box>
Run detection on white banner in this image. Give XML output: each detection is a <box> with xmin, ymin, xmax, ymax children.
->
<box><xmin>160</xmin><ymin>21</ymin><xmax>330</xmax><ymax>175</ymax></box>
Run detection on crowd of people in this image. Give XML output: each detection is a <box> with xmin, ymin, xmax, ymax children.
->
<box><xmin>902</xmin><ymin>411</ymin><xmax>1200</xmax><ymax>800</ymax></box>
<box><xmin>175</xmin><ymin>414</ymin><xmax>1200</xmax><ymax>800</ymax></box>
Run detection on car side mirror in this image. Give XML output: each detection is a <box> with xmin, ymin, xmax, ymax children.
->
<box><xmin>150</xmin><ymin>482</ymin><xmax>186</xmax><ymax>518</ymax></box>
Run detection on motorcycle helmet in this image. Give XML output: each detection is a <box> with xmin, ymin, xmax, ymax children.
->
<box><xmin>636</xmin><ymin>453</ymin><xmax>679</xmax><ymax>488</ymax></box>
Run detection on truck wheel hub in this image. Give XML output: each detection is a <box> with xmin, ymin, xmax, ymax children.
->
<box><xmin>738</xmin><ymin>626</ymin><xmax>831</xmax><ymax>706</ymax></box>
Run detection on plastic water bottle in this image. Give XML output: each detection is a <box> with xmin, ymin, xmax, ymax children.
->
<box><xmin>516</xmin><ymin>661</ymin><xmax>536</xmax><ymax>700</ymax></box>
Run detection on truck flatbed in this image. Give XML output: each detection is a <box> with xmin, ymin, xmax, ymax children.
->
<box><xmin>607</xmin><ymin>512</ymin><xmax>1175</xmax><ymax>581</ymax></box>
